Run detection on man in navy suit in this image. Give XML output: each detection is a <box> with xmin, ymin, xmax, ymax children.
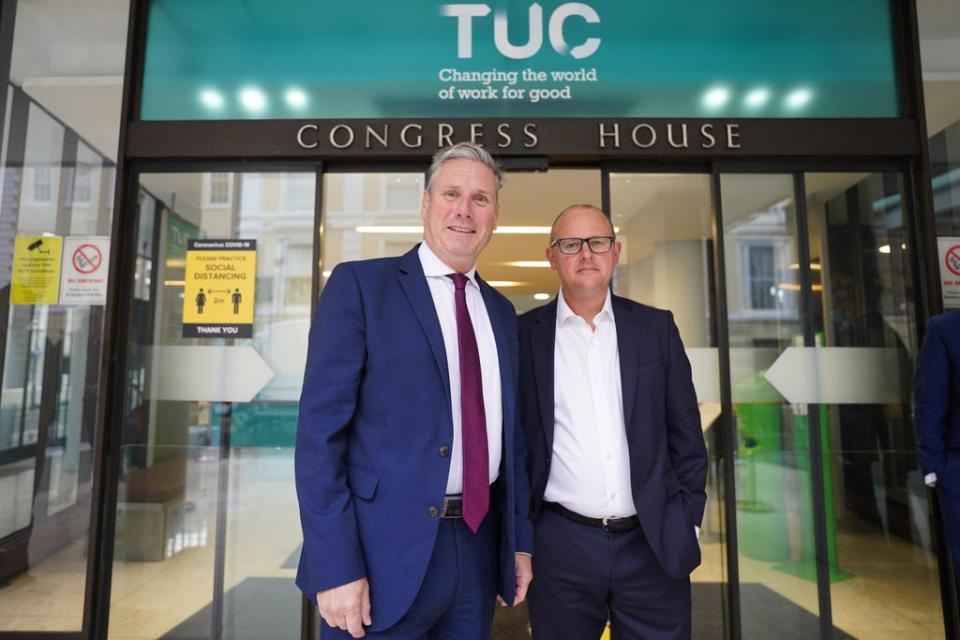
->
<box><xmin>519</xmin><ymin>204</ymin><xmax>707</xmax><ymax>639</ymax></box>
<box><xmin>915</xmin><ymin>309</ymin><xmax>960</xmax><ymax>574</ymax></box>
<box><xmin>295</xmin><ymin>143</ymin><xmax>533</xmax><ymax>639</ymax></box>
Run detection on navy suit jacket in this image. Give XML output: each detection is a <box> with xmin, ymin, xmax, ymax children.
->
<box><xmin>295</xmin><ymin>245</ymin><xmax>533</xmax><ymax>632</ymax></box>
<box><xmin>518</xmin><ymin>296</ymin><xmax>707</xmax><ymax>579</ymax></box>
<box><xmin>915</xmin><ymin>310</ymin><xmax>960</xmax><ymax>475</ymax></box>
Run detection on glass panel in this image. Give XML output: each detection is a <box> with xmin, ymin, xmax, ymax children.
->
<box><xmin>107</xmin><ymin>172</ymin><xmax>313</xmax><ymax>640</ymax></box>
<box><xmin>320</xmin><ymin>169</ymin><xmax>600</xmax><ymax>311</ymax></box>
<box><xmin>927</xmin><ymin>105</ymin><xmax>960</xmax><ymax>310</ymax></box>
<box><xmin>720</xmin><ymin>174</ymin><xmax>824</xmax><ymax>634</ymax></box>
<box><xmin>920</xmin><ymin>0</ymin><xmax>960</xmax><ymax>308</ymax></box>
<box><xmin>485</xmin><ymin>169</ymin><xmax>601</xmax><ymax>313</ymax></box>
<box><xmin>0</xmin><ymin>0</ymin><xmax>127</xmax><ymax>631</ymax></box>
<box><xmin>320</xmin><ymin>172</ymin><xmax>425</xmax><ymax>276</ymax></box>
<box><xmin>805</xmin><ymin>172</ymin><xmax>944</xmax><ymax>638</ymax></box>
<box><xmin>141</xmin><ymin>0</ymin><xmax>899</xmax><ymax>120</ymax></box>
<box><xmin>610</xmin><ymin>172</ymin><xmax>725</xmax><ymax>637</ymax></box>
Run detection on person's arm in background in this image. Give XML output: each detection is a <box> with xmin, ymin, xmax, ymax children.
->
<box><xmin>916</xmin><ymin>318</ymin><xmax>949</xmax><ymax>487</ymax></box>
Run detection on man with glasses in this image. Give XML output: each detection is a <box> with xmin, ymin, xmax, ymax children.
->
<box><xmin>518</xmin><ymin>204</ymin><xmax>707</xmax><ymax>639</ymax></box>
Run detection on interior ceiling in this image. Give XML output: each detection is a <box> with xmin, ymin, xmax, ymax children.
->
<box><xmin>138</xmin><ymin>167</ymin><xmax>873</xmax><ymax>302</ymax></box>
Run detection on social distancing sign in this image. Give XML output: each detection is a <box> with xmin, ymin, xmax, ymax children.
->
<box><xmin>60</xmin><ymin>236</ymin><xmax>110</xmax><ymax>305</ymax></box>
<box><xmin>11</xmin><ymin>235</ymin><xmax>63</xmax><ymax>304</ymax></box>
<box><xmin>182</xmin><ymin>239</ymin><xmax>257</xmax><ymax>338</ymax></box>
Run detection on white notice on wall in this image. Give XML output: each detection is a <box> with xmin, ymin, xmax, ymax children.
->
<box><xmin>59</xmin><ymin>236</ymin><xmax>110</xmax><ymax>305</ymax></box>
<box><xmin>938</xmin><ymin>237</ymin><xmax>960</xmax><ymax>309</ymax></box>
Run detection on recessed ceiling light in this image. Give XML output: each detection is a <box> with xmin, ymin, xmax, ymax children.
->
<box><xmin>199</xmin><ymin>89</ymin><xmax>224</xmax><ymax>110</ymax></box>
<box><xmin>285</xmin><ymin>88</ymin><xmax>308</xmax><ymax>109</ymax></box>
<box><xmin>239</xmin><ymin>87</ymin><xmax>267</xmax><ymax>112</ymax></box>
<box><xmin>744</xmin><ymin>88</ymin><xmax>770</xmax><ymax>108</ymax></box>
<box><xmin>703</xmin><ymin>86</ymin><xmax>730</xmax><ymax>109</ymax></box>
<box><xmin>785</xmin><ymin>88</ymin><xmax>813</xmax><ymax>109</ymax></box>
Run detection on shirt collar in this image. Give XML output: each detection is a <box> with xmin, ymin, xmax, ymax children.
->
<box><xmin>557</xmin><ymin>288</ymin><xmax>614</xmax><ymax>327</ymax></box>
<box><xmin>418</xmin><ymin>241</ymin><xmax>479</xmax><ymax>287</ymax></box>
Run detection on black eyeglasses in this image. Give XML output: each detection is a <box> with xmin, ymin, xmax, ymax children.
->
<box><xmin>549</xmin><ymin>236</ymin><xmax>616</xmax><ymax>255</ymax></box>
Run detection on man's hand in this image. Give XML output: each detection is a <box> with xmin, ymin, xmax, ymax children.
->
<box><xmin>498</xmin><ymin>553</ymin><xmax>534</xmax><ymax>607</ymax></box>
<box><xmin>317</xmin><ymin>578</ymin><xmax>372</xmax><ymax>638</ymax></box>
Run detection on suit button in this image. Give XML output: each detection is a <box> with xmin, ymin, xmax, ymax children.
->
<box><xmin>428</xmin><ymin>506</ymin><xmax>439</xmax><ymax>518</ymax></box>
<box><xmin>439</xmin><ymin>445</ymin><xmax>450</xmax><ymax>457</ymax></box>
<box><xmin>545</xmin><ymin>456</ymin><xmax>551</xmax><ymax>465</ymax></box>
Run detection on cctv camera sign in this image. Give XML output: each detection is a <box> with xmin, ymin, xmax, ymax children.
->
<box><xmin>11</xmin><ymin>235</ymin><xmax>63</xmax><ymax>305</ymax></box>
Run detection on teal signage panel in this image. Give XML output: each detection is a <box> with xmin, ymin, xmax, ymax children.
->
<box><xmin>140</xmin><ymin>0</ymin><xmax>900</xmax><ymax>120</ymax></box>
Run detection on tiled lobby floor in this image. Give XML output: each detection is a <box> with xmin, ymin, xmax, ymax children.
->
<box><xmin>0</xmin><ymin>450</ymin><xmax>948</xmax><ymax>638</ymax></box>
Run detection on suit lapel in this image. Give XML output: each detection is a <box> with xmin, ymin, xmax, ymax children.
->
<box><xmin>532</xmin><ymin>300</ymin><xmax>557</xmax><ymax>452</ymax></box>
<box><xmin>614</xmin><ymin>296</ymin><xmax>639</xmax><ymax>427</ymax></box>
<box><xmin>397</xmin><ymin>245</ymin><xmax>451</xmax><ymax>401</ymax></box>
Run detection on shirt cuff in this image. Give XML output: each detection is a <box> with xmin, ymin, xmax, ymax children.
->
<box><xmin>925</xmin><ymin>472</ymin><xmax>938</xmax><ymax>487</ymax></box>
<box><xmin>694</xmin><ymin>525</ymin><xmax>701</xmax><ymax>539</ymax></box>
<box><xmin>516</xmin><ymin>551</ymin><xmax>532</xmax><ymax>557</ymax></box>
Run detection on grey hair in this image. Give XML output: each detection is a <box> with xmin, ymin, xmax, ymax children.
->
<box><xmin>425</xmin><ymin>142</ymin><xmax>503</xmax><ymax>194</ymax></box>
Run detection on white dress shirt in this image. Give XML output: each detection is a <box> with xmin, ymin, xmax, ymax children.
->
<box><xmin>544</xmin><ymin>289</ymin><xmax>636</xmax><ymax>518</ymax></box>
<box><xmin>418</xmin><ymin>242</ymin><xmax>502</xmax><ymax>494</ymax></box>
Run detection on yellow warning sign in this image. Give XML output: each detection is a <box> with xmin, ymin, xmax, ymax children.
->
<box><xmin>11</xmin><ymin>235</ymin><xmax>63</xmax><ymax>305</ymax></box>
<box><xmin>182</xmin><ymin>239</ymin><xmax>257</xmax><ymax>338</ymax></box>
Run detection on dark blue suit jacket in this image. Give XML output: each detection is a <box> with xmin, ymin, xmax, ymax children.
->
<box><xmin>295</xmin><ymin>245</ymin><xmax>533</xmax><ymax>632</ymax></box>
<box><xmin>518</xmin><ymin>296</ymin><xmax>707</xmax><ymax>579</ymax></box>
<box><xmin>916</xmin><ymin>310</ymin><xmax>960</xmax><ymax>475</ymax></box>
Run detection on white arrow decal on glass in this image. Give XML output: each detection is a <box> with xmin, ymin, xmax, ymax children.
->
<box><xmin>147</xmin><ymin>346</ymin><xmax>275</xmax><ymax>403</ymax></box>
<box><xmin>763</xmin><ymin>347</ymin><xmax>904</xmax><ymax>405</ymax></box>
<box><xmin>686</xmin><ymin>347</ymin><xmax>721</xmax><ymax>404</ymax></box>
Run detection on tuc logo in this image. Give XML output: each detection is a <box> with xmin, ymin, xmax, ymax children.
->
<box><xmin>440</xmin><ymin>2</ymin><xmax>601</xmax><ymax>60</ymax></box>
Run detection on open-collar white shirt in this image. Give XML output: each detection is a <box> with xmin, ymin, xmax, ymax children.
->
<box><xmin>545</xmin><ymin>288</ymin><xmax>636</xmax><ymax>518</ymax></box>
<box><xmin>418</xmin><ymin>241</ymin><xmax>502</xmax><ymax>494</ymax></box>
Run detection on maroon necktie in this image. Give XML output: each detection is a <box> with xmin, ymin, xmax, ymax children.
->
<box><xmin>448</xmin><ymin>273</ymin><xmax>489</xmax><ymax>533</ymax></box>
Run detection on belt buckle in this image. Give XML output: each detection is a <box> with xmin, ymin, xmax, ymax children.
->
<box><xmin>441</xmin><ymin>497</ymin><xmax>462</xmax><ymax>519</ymax></box>
<box><xmin>601</xmin><ymin>516</ymin><xmax>610</xmax><ymax>532</ymax></box>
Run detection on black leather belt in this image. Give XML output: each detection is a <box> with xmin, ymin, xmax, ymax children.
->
<box><xmin>543</xmin><ymin>502</ymin><xmax>639</xmax><ymax>533</ymax></box>
<box><xmin>440</xmin><ymin>496</ymin><xmax>463</xmax><ymax>519</ymax></box>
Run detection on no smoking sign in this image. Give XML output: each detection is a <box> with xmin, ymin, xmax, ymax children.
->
<box><xmin>938</xmin><ymin>237</ymin><xmax>960</xmax><ymax>309</ymax></box>
<box><xmin>946</xmin><ymin>244</ymin><xmax>960</xmax><ymax>277</ymax></box>
<box><xmin>72</xmin><ymin>243</ymin><xmax>103</xmax><ymax>274</ymax></box>
<box><xmin>60</xmin><ymin>236</ymin><xmax>110</xmax><ymax>305</ymax></box>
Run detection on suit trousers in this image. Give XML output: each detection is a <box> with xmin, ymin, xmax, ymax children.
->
<box><xmin>528</xmin><ymin>507</ymin><xmax>691</xmax><ymax>640</ymax></box>
<box><xmin>320</xmin><ymin>513</ymin><xmax>497</xmax><ymax>640</ymax></box>
<box><xmin>937</xmin><ymin>449</ymin><xmax>960</xmax><ymax>575</ymax></box>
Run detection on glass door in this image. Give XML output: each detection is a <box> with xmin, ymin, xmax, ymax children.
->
<box><xmin>107</xmin><ymin>170</ymin><xmax>316</xmax><ymax>640</ymax></box>
<box><xmin>607</xmin><ymin>169</ymin><xmax>727</xmax><ymax>638</ymax></box>
<box><xmin>718</xmin><ymin>168</ymin><xmax>945</xmax><ymax>639</ymax></box>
